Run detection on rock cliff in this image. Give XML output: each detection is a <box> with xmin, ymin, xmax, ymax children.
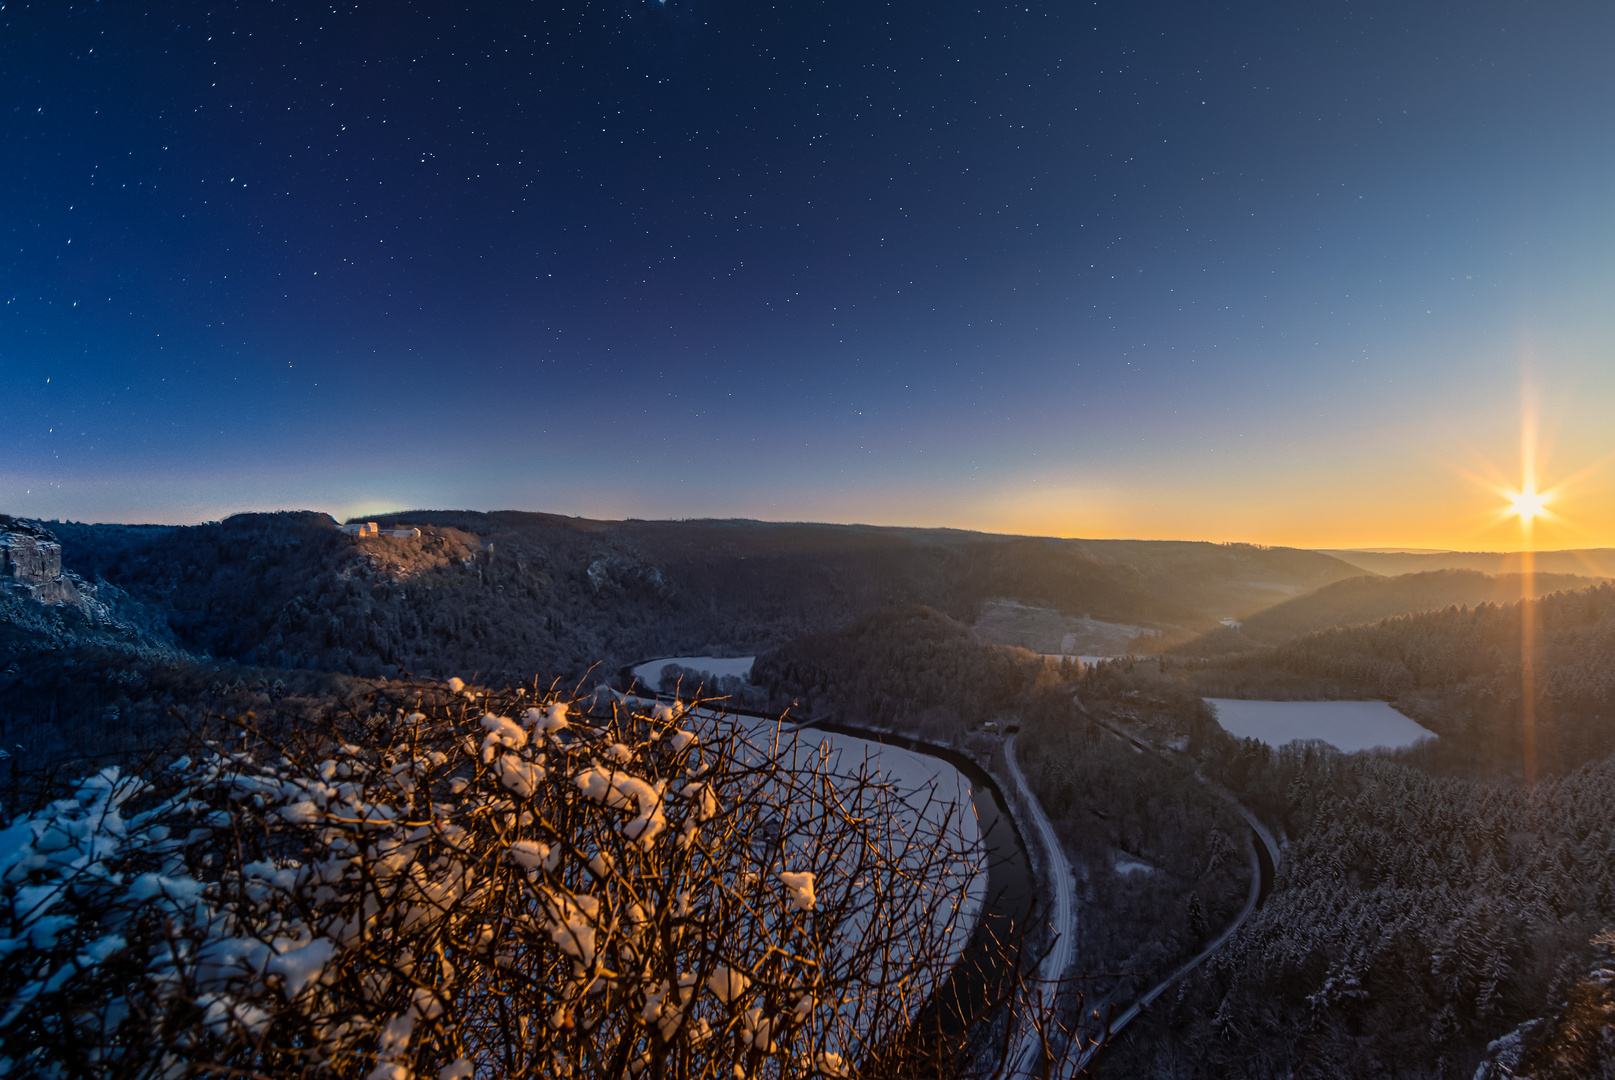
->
<box><xmin>0</xmin><ymin>517</ymin><xmax>81</xmax><ymax>605</ymax></box>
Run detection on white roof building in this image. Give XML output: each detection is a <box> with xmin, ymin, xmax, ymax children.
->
<box><xmin>341</xmin><ymin>522</ymin><xmax>421</xmax><ymax>539</ymax></box>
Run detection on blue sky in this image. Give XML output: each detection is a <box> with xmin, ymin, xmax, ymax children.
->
<box><xmin>5</xmin><ymin>0</ymin><xmax>1613</xmax><ymax>547</ymax></box>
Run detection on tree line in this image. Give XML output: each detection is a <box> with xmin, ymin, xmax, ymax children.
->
<box><xmin>35</xmin><ymin>511</ymin><xmax>1373</xmax><ymax>692</ymax></box>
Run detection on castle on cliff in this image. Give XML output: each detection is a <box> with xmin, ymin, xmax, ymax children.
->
<box><xmin>340</xmin><ymin>521</ymin><xmax>421</xmax><ymax>539</ymax></box>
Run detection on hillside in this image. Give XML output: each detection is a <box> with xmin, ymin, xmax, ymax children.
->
<box><xmin>749</xmin><ymin>605</ymin><xmax>1255</xmax><ymax>1018</ymax></box>
<box><xmin>1322</xmin><ymin>546</ymin><xmax>1615</xmax><ymax>577</ymax></box>
<box><xmin>33</xmin><ymin>511</ymin><xmax>1365</xmax><ymax>684</ymax></box>
<box><xmin>1077</xmin><ymin>605</ymin><xmax>1615</xmax><ymax>1079</ymax></box>
<box><xmin>1104</xmin><ymin>743</ymin><xmax>1615</xmax><ymax>1079</ymax></box>
<box><xmin>1181</xmin><ymin>581</ymin><xmax>1615</xmax><ymax>778</ymax></box>
<box><xmin>1173</xmin><ymin>568</ymin><xmax>1603</xmax><ymax>655</ymax></box>
<box><xmin>7</xmin><ymin>510</ymin><xmax>1614</xmax><ymax>1080</ymax></box>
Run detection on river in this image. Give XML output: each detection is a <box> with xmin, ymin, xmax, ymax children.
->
<box><xmin>620</xmin><ymin>658</ymin><xmax>1036</xmax><ymax>1048</ymax></box>
<box><xmin>804</xmin><ymin>721</ymin><xmax>1035</xmax><ymax>1043</ymax></box>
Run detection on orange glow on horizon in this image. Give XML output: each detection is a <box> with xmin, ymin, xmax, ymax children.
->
<box><xmin>845</xmin><ymin>379</ymin><xmax>1613</xmax><ymax>552</ymax></box>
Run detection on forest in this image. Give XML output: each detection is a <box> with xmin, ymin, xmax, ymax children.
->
<box><xmin>747</xmin><ymin>605</ymin><xmax>1256</xmax><ymax>1036</ymax></box>
<box><xmin>1180</xmin><ymin>581</ymin><xmax>1615</xmax><ymax>779</ymax></box>
<box><xmin>35</xmin><ymin>511</ymin><xmax>1367</xmax><ymax>688</ymax></box>
<box><xmin>1084</xmin><ymin>583</ymin><xmax>1615</xmax><ymax>1077</ymax></box>
<box><xmin>1175</xmin><ymin>568</ymin><xmax>1599</xmax><ymax>656</ymax></box>
<box><xmin>741</xmin><ymin>582</ymin><xmax>1615</xmax><ymax>1077</ymax></box>
<box><xmin>1101</xmin><ymin>740</ymin><xmax>1615</xmax><ymax>1078</ymax></box>
<box><xmin>6</xmin><ymin>512</ymin><xmax>1615</xmax><ymax>1077</ymax></box>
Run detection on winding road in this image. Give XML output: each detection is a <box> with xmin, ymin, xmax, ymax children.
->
<box><xmin>1003</xmin><ymin>735</ymin><xmax>1077</xmax><ymax>1078</ymax></box>
<box><xmin>1065</xmin><ymin>716</ymin><xmax>1280</xmax><ymax>1075</ymax></box>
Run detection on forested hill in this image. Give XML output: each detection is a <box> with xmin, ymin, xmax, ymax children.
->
<box><xmin>33</xmin><ymin>511</ymin><xmax>1364</xmax><ymax>683</ymax></box>
<box><xmin>749</xmin><ymin>604</ymin><xmax>1057</xmax><ymax>736</ymax></box>
<box><xmin>1174</xmin><ymin>568</ymin><xmax>1603</xmax><ymax>656</ymax></box>
<box><xmin>1109</xmin><ymin>744</ymin><xmax>1615</xmax><ymax>1079</ymax></box>
<box><xmin>371</xmin><ymin>511</ymin><xmax>1363</xmax><ymax>625</ymax></box>
<box><xmin>1185</xmin><ymin>581</ymin><xmax>1615</xmax><ymax>778</ymax></box>
<box><xmin>1322</xmin><ymin>546</ymin><xmax>1615</xmax><ymax>578</ymax></box>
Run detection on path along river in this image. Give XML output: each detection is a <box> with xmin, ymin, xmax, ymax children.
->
<box><xmin>812</xmin><ymin>718</ymin><xmax>1278</xmax><ymax>1077</ymax></box>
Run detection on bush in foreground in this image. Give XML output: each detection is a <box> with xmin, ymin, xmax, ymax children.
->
<box><xmin>0</xmin><ymin>682</ymin><xmax>993</xmax><ymax>1079</ymax></box>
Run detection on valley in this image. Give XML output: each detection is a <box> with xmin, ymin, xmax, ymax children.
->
<box><xmin>4</xmin><ymin>511</ymin><xmax>1615</xmax><ymax>1077</ymax></box>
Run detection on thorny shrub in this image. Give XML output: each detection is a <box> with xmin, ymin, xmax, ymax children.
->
<box><xmin>0</xmin><ymin>680</ymin><xmax>991</xmax><ymax>1079</ymax></box>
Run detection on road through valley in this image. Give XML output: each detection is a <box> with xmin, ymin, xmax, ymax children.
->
<box><xmin>1003</xmin><ymin>734</ymin><xmax>1077</xmax><ymax>1078</ymax></box>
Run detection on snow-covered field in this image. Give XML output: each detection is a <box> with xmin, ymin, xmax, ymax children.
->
<box><xmin>1205</xmin><ymin>699</ymin><xmax>1438</xmax><ymax>753</ymax></box>
<box><xmin>1040</xmin><ymin>654</ymin><xmax>1118</xmax><ymax>668</ymax></box>
<box><xmin>621</xmin><ymin>661</ymin><xmax>986</xmax><ymax>972</ymax></box>
<box><xmin>631</xmin><ymin>655</ymin><xmax>755</xmax><ymax>687</ymax></box>
<box><xmin>741</xmin><ymin>718</ymin><xmax>984</xmax><ymax>957</ymax></box>
<box><xmin>974</xmin><ymin>599</ymin><xmax>1141</xmax><ymax>656</ymax></box>
<box><xmin>627</xmin><ymin>694</ymin><xmax>986</xmax><ymax>972</ymax></box>
<box><xmin>786</xmin><ymin>727</ymin><xmax>986</xmax><ymax>958</ymax></box>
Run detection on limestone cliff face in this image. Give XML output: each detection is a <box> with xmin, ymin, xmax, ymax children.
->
<box><xmin>0</xmin><ymin>517</ymin><xmax>179</xmax><ymax>655</ymax></box>
<box><xmin>1</xmin><ymin>520</ymin><xmax>82</xmax><ymax>605</ymax></box>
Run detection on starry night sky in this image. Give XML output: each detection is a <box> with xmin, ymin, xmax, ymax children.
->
<box><xmin>5</xmin><ymin>0</ymin><xmax>1614</xmax><ymax>546</ymax></box>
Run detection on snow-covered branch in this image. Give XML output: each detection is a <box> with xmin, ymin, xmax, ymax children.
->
<box><xmin>0</xmin><ymin>681</ymin><xmax>993</xmax><ymax>1079</ymax></box>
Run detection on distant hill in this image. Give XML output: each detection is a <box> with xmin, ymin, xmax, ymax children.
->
<box><xmin>1173</xmin><ymin>568</ymin><xmax>1605</xmax><ymax>655</ymax></box>
<box><xmin>20</xmin><ymin>511</ymin><xmax>1365</xmax><ymax>684</ymax></box>
<box><xmin>1183</xmin><ymin>580</ymin><xmax>1615</xmax><ymax>778</ymax></box>
<box><xmin>1320</xmin><ymin>547</ymin><xmax>1615</xmax><ymax>577</ymax></box>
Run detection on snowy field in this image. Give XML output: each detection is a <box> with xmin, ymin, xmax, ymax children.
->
<box><xmin>1113</xmin><ymin>854</ymin><xmax>1156</xmax><ymax>876</ymax></box>
<box><xmin>630</xmin><ymin>654</ymin><xmax>755</xmax><ymax>687</ymax></box>
<box><xmin>741</xmin><ymin>718</ymin><xmax>985</xmax><ymax>956</ymax></box>
<box><xmin>1041</xmin><ymin>654</ymin><xmax>1118</xmax><ymax>668</ymax></box>
<box><xmin>1205</xmin><ymin>699</ymin><xmax>1438</xmax><ymax>753</ymax></box>
<box><xmin>973</xmin><ymin>599</ymin><xmax>1141</xmax><ymax>656</ymax></box>
<box><xmin>712</xmin><ymin>717</ymin><xmax>990</xmax><ymax>1010</ymax></box>
<box><xmin>785</xmin><ymin>726</ymin><xmax>986</xmax><ymax>958</ymax></box>
<box><xmin>619</xmin><ymin>689</ymin><xmax>987</xmax><ymax>973</ymax></box>
<box><xmin>621</xmin><ymin>656</ymin><xmax>986</xmax><ymax>966</ymax></box>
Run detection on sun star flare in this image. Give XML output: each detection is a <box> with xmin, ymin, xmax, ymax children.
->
<box><xmin>1510</xmin><ymin>489</ymin><xmax>1547</xmax><ymax>521</ymax></box>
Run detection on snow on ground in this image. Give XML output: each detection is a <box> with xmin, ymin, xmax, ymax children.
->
<box><xmin>751</xmin><ymin>721</ymin><xmax>985</xmax><ymax>965</ymax></box>
<box><xmin>974</xmin><ymin>599</ymin><xmax>1141</xmax><ymax>656</ymax></box>
<box><xmin>789</xmin><ymin>728</ymin><xmax>986</xmax><ymax>954</ymax></box>
<box><xmin>1040</xmin><ymin>654</ymin><xmax>1118</xmax><ymax>668</ymax></box>
<box><xmin>1205</xmin><ymin>699</ymin><xmax>1438</xmax><ymax>753</ymax></box>
<box><xmin>1113</xmin><ymin>856</ymin><xmax>1156</xmax><ymax>876</ymax></box>
<box><xmin>620</xmin><ymin>668</ymin><xmax>987</xmax><ymax>981</ymax></box>
<box><xmin>631</xmin><ymin>655</ymin><xmax>755</xmax><ymax>687</ymax></box>
<box><xmin>632</xmin><ymin>694</ymin><xmax>987</xmax><ymax>976</ymax></box>
<box><xmin>1003</xmin><ymin>734</ymin><xmax>1075</xmax><ymax>1078</ymax></box>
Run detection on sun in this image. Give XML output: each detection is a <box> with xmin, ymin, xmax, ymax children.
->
<box><xmin>1510</xmin><ymin>489</ymin><xmax>1547</xmax><ymax>520</ymax></box>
